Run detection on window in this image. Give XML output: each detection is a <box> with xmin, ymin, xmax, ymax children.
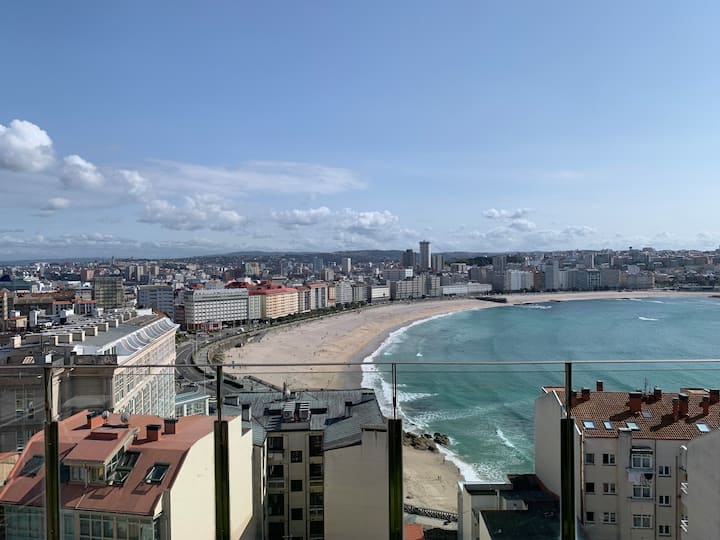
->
<box><xmin>291</xmin><ymin>479</ymin><xmax>303</xmax><ymax>492</ymax></box>
<box><xmin>585</xmin><ymin>511</ymin><xmax>595</xmax><ymax>523</ymax></box>
<box><xmin>642</xmin><ymin>410</ymin><xmax>652</xmax><ymax>418</ymax></box>
<box><xmin>20</xmin><ymin>455</ymin><xmax>44</xmax><ymax>477</ymax></box>
<box><xmin>309</xmin><ymin>463</ymin><xmax>323</xmax><ymax>479</ymax></box>
<box><xmin>583</xmin><ymin>420</ymin><xmax>596</xmax><ymax>429</ymax></box>
<box><xmin>631</xmin><ymin>453</ymin><xmax>652</xmax><ymax>469</ymax></box>
<box><xmin>626</xmin><ymin>421</ymin><xmax>640</xmax><ymax>430</ymax></box>
<box><xmin>268</xmin><ymin>493</ymin><xmax>284</xmax><ymax>516</ymax></box>
<box><xmin>659</xmin><ymin>524</ymin><xmax>671</xmax><ymax>536</ymax></box>
<box><xmin>310</xmin><ymin>492</ymin><xmax>324</xmax><ymax>506</ymax></box>
<box><xmin>309</xmin><ymin>521</ymin><xmax>324</xmax><ymax>535</ymax></box>
<box><xmin>291</xmin><ymin>450</ymin><xmax>303</xmax><ymax>463</ymax></box>
<box><xmin>633</xmin><ymin>514</ymin><xmax>652</xmax><ymax>528</ymax></box>
<box><xmin>603</xmin><ymin>512</ymin><xmax>616</xmax><ymax>524</ymax></box>
<box><xmin>268</xmin><ymin>464</ymin><xmax>284</xmax><ymax>478</ymax></box>
<box><xmin>585</xmin><ymin>453</ymin><xmax>595</xmax><ymax>465</ymax></box>
<box><xmin>291</xmin><ymin>508</ymin><xmax>303</xmax><ymax>520</ymax></box>
<box><xmin>603</xmin><ymin>482</ymin><xmax>616</xmax><ymax>494</ymax></box>
<box><xmin>145</xmin><ymin>463</ymin><xmax>169</xmax><ymax>484</ymax></box>
<box><xmin>585</xmin><ymin>482</ymin><xmax>595</xmax><ymax>493</ymax></box>
<box><xmin>658</xmin><ymin>465</ymin><xmax>671</xmax><ymax>476</ymax></box>
<box><xmin>659</xmin><ymin>495</ymin><xmax>671</xmax><ymax>506</ymax></box>
<box><xmin>696</xmin><ymin>423</ymin><xmax>710</xmax><ymax>433</ymax></box>
<box><xmin>602</xmin><ymin>453</ymin><xmax>615</xmax><ymax>465</ymax></box>
<box><xmin>309</xmin><ymin>434</ymin><xmax>323</xmax><ymax>457</ymax></box>
<box><xmin>268</xmin><ymin>436</ymin><xmax>284</xmax><ymax>450</ymax></box>
<box><xmin>632</xmin><ymin>484</ymin><xmax>651</xmax><ymax>499</ymax></box>
<box><xmin>603</xmin><ymin>420</ymin><xmax>613</xmax><ymax>430</ymax></box>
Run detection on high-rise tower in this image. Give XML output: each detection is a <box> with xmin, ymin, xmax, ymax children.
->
<box><xmin>419</xmin><ymin>241</ymin><xmax>431</xmax><ymax>271</ymax></box>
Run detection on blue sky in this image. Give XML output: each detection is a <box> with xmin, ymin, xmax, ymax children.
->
<box><xmin>1</xmin><ymin>1</ymin><xmax>719</xmax><ymax>260</ymax></box>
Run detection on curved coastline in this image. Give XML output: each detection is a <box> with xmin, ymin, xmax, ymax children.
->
<box><xmin>224</xmin><ymin>290</ymin><xmax>710</xmax><ymax>510</ymax></box>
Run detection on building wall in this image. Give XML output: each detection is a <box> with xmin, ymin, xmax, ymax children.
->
<box><xmin>184</xmin><ymin>289</ymin><xmax>249</xmax><ymax>328</ymax></box>
<box><xmin>685</xmin><ymin>430</ymin><xmax>720</xmax><ymax>540</ymax></box>
<box><xmin>137</xmin><ymin>285</ymin><xmax>175</xmax><ymax>319</ymax></box>
<box><xmin>168</xmin><ymin>417</ymin><xmax>253</xmax><ymax>540</ymax></box>
<box><xmin>324</xmin><ymin>426</ymin><xmax>389</xmax><ymax>540</ymax></box>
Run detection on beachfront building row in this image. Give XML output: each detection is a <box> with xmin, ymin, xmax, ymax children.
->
<box><xmin>535</xmin><ymin>383</ymin><xmax>720</xmax><ymax>540</ymax></box>
<box><xmin>0</xmin><ymin>385</ymin><xmax>391</xmax><ymax>540</ymax></box>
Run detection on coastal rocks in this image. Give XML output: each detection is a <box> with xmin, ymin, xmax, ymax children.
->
<box><xmin>433</xmin><ymin>432</ymin><xmax>450</xmax><ymax>446</ymax></box>
<box><xmin>403</xmin><ymin>431</ymin><xmax>451</xmax><ymax>451</ymax></box>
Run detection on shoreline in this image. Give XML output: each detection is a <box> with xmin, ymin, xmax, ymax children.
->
<box><xmin>224</xmin><ymin>290</ymin><xmax>710</xmax><ymax>511</ymax></box>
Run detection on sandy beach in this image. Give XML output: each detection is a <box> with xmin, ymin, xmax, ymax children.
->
<box><xmin>224</xmin><ymin>289</ymin><xmax>707</xmax><ymax>511</ymax></box>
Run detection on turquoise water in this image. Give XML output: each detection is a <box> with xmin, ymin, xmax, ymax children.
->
<box><xmin>362</xmin><ymin>296</ymin><xmax>720</xmax><ymax>481</ymax></box>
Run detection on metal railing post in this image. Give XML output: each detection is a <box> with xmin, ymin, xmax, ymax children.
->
<box><xmin>214</xmin><ymin>365</ymin><xmax>230</xmax><ymax>540</ymax></box>
<box><xmin>388</xmin><ymin>363</ymin><xmax>403</xmax><ymax>540</ymax></box>
<box><xmin>44</xmin><ymin>365</ymin><xmax>60</xmax><ymax>540</ymax></box>
<box><xmin>561</xmin><ymin>362</ymin><xmax>576</xmax><ymax>540</ymax></box>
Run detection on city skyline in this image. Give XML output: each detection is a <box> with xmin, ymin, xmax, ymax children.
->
<box><xmin>2</xmin><ymin>2</ymin><xmax>720</xmax><ymax>260</ymax></box>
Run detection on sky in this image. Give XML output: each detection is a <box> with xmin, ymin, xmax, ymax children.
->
<box><xmin>1</xmin><ymin>1</ymin><xmax>720</xmax><ymax>261</ymax></box>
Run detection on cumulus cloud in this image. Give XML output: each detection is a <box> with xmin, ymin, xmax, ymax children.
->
<box><xmin>147</xmin><ymin>159</ymin><xmax>365</xmax><ymax>195</ymax></box>
<box><xmin>140</xmin><ymin>194</ymin><xmax>245</xmax><ymax>231</ymax></box>
<box><xmin>59</xmin><ymin>155</ymin><xmax>104</xmax><ymax>189</ymax></box>
<box><xmin>0</xmin><ymin>119</ymin><xmax>55</xmax><ymax>172</ymax></box>
<box><xmin>508</xmin><ymin>218</ymin><xmax>537</xmax><ymax>231</ymax></box>
<box><xmin>117</xmin><ymin>169</ymin><xmax>151</xmax><ymax>199</ymax></box>
<box><xmin>483</xmin><ymin>208</ymin><xmax>531</xmax><ymax>219</ymax></box>
<box><xmin>272</xmin><ymin>207</ymin><xmax>332</xmax><ymax>226</ymax></box>
<box><xmin>41</xmin><ymin>197</ymin><xmax>71</xmax><ymax>211</ymax></box>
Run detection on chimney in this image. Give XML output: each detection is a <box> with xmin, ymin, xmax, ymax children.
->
<box><xmin>628</xmin><ymin>391</ymin><xmax>642</xmax><ymax>414</ymax></box>
<box><xmin>701</xmin><ymin>396</ymin><xmax>710</xmax><ymax>416</ymax></box>
<box><xmin>596</xmin><ymin>380</ymin><xmax>604</xmax><ymax>392</ymax></box>
<box><xmin>581</xmin><ymin>388</ymin><xmax>590</xmax><ymax>401</ymax></box>
<box><xmin>678</xmin><ymin>393</ymin><xmax>689</xmax><ymax>417</ymax></box>
<box><xmin>672</xmin><ymin>398</ymin><xmax>679</xmax><ymax>420</ymax></box>
<box><xmin>146</xmin><ymin>424</ymin><xmax>162</xmax><ymax>442</ymax></box>
<box><xmin>344</xmin><ymin>400</ymin><xmax>353</xmax><ymax>418</ymax></box>
<box><xmin>710</xmin><ymin>389</ymin><xmax>720</xmax><ymax>405</ymax></box>
<box><xmin>163</xmin><ymin>418</ymin><xmax>177</xmax><ymax>435</ymax></box>
<box><xmin>653</xmin><ymin>387</ymin><xmax>662</xmax><ymax>401</ymax></box>
<box><xmin>241</xmin><ymin>403</ymin><xmax>251</xmax><ymax>422</ymax></box>
<box><xmin>570</xmin><ymin>391</ymin><xmax>579</xmax><ymax>408</ymax></box>
<box><xmin>86</xmin><ymin>412</ymin><xmax>103</xmax><ymax>430</ymax></box>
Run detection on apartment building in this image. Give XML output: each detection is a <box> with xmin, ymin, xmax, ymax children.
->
<box><xmin>235</xmin><ymin>388</ymin><xmax>389</xmax><ymax>540</ymax></box>
<box><xmin>308</xmin><ymin>283</ymin><xmax>329</xmax><ymax>311</ymax></box>
<box><xmin>137</xmin><ymin>285</ymin><xmax>175</xmax><ymax>319</ymax></box>
<box><xmin>536</xmin><ymin>383</ymin><xmax>720</xmax><ymax>540</ymax></box>
<box><xmin>250</xmin><ymin>284</ymin><xmax>299</xmax><ymax>320</ymax></box>
<box><xmin>683</xmin><ymin>428</ymin><xmax>720</xmax><ymax>539</ymax></box>
<box><xmin>92</xmin><ymin>276</ymin><xmax>124</xmax><ymax>309</ymax></box>
<box><xmin>0</xmin><ymin>410</ymin><xmax>254</xmax><ymax>540</ymax></box>
<box><xmin>183</xmin><ymin>287</ymin><xmax>249</xmax><ymax>330</ymax></box>
<box><xmin>333</xmin><ymin>281</ymin><xmax>353</xmax><ymax>306</ymax></box>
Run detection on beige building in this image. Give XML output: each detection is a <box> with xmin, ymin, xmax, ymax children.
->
<box><xmin>0</xmin><ymin>410</ymin><xmax>254</xmax><ymax>540</ymax></box>
<box><xmin>183</xmin><ymin>287</ymin><xmax>249</xmax><ymax>330</ymax></box>
<box><xmin>535</xmin><ymin>383</ymin><xmax>720</xmax><ymax>540</ymax></box>
<box><xmin>250</xmin><ymin>285</ymin><xmax>298</xmax><ymax>320</ymax></box>
<box><xmin>236</xmin><ymin>387</ymin><xmax>389</xmax><ymax>540</ymax></box>
<box><xmin>93</xmin><ymin>276</ymin><xmax>125</xmax><ymax>310</ymax></box>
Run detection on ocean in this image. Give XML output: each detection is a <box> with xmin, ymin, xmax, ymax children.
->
<box><xmin>361</xmin><ymin>296</ymin><xmax>720</xmax><ymax>481</ymax></box>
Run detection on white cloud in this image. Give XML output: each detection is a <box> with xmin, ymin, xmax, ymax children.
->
<box><xmin>147</xmin><ymin>159</ymin><xmax>365</xmax><ymax>195</ymax></box>
<box><xmin>59</xmin><ymin>155</ymin><xmax>105</xmax><ymax>189</ymax></box>
<box><xmin>483</xmin><ymin>208</ymin><xmax>531</xmax><ymax>219</ymax></box>
<box><xmin>508</xmin><ymin>218</ymin><xmax>536</xmax><ymax>231</ymax></box>
<box><xmin>140</xmin><ymin>194</ymin><xmax>245</xmax><ymax>231</ymax></box>
<box><xmin>337</xmin><ymin>208</ymin><xmax>399</xmax><ymax>232</ymax></box>
<box><xmin>272</xmin><ymin>207</ymin><xmax>332</xmax><ymax>226</ymax></box>
<box><xmin>41</xmin><ymin>197</ymin><xmax>71</xmax><ymax>211</ymax></box>
<box><xmin>117</xmin><ymin>169</ymin><xmax>151</xmax><ymax>199</ymax></box>
<box><xmin>0</xmin><ymin>119</ymin><xmax>55</xmax><ymax>172</ymax></box>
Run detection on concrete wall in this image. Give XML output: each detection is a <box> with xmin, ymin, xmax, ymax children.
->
<box><xmin>324</xmin><ymin>426</ymin><xmax>389</xmax><ymax>540</ymax></box>
<box><xmin>168</xmin><ymin>418</ymin><xmax>253</xmax><ymax>540</ymax></box>
<box><xmin>686</xmin><ymin>431</ymin><xmax>720</xmax><ymax>540</ymax></box>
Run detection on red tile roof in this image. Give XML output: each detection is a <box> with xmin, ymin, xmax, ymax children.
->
<box><xmin>0</xmin><ymin>410</ymin><xmax>220</xmax><ymax>516</ymax></box>
<box><xmin>545</xmin><ymin>387</ymin><xmax>720</xmax><ymax>440</ymax></box>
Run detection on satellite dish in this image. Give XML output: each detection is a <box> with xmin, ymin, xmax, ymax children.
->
<box><xmin>120</xmin><ymin>411</ymin><xmax>131</xmax><ymax>424</ymax></box>
<box><xmin>102</xmin><ymin>410</ymin><xmax>110</xmax><ymax>420</ymax></box>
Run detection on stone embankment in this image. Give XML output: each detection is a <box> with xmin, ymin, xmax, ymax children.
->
<box><xmin>403</xmin><ymin>431</ymin><xmax>450</xmax><ymax>452</ymax></box>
